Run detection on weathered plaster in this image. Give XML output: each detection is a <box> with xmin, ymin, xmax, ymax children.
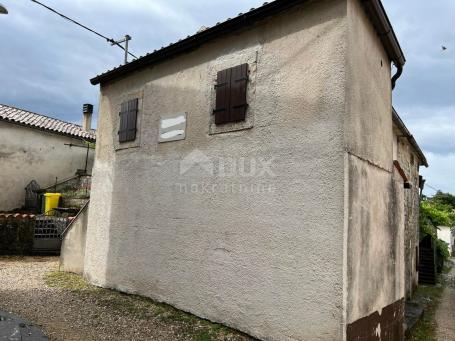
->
<box><xmin>0</xmin><ymin>121</ymin><xmax>95</xmax><ymax>212</ymax></box>
<box><xmin>85</xmin><ymin>1</ymin><xmax>347</xmax><ymax>340</ymax></box>
<box><xmin>395</xmin><ymin>130</ymin><xmax>421</xmax><ymax>298</ymax></box>
<box><xmin>345</xmin><ymin>154</ymin><xmax>405</xmax><ymax>323</ymax></box>
<box><xmin>344</xmin><ymin>0</ymin><xmax>405</xmax><ymax>334</ymax></box>
<box><xmin>345</xmin><ymin>0</ymin><xmax>392</xmax><ymax>171</ymax></box>
<box><xmin>60</xmin><ymin>204</ymin><xmax>89</xmax><ymax>274</ymax></box>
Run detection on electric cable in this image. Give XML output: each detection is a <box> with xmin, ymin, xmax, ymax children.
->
<box><xmin>30</xmin><ymin>0</ymin><xmax>137</xmax><ymax>59</ymax></box>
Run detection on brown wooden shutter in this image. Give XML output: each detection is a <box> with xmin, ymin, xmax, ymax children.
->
<box><xmin>214</xmin><ymin>68</ymin><xmax>231</xmax><ymax>124</ymax></box>
<box><xmin>126</xmin><ymin>98</ymin><xmax>138</xmax><ymax>141</ymax></box>
<box><xmin>213</xmin><ymin>63</ymin><xmax>248</xmax><ymax>124</ymax></box>
<box><xmin>118</xmin><ymin>102</ymin><xmax>128</xmax><ymax>142</ymax></box>
<box><xmin>229</xmin><ymin>63</ymin><xmax>248</xmax><ymax>122</ymax></box>
<box><xmin>118</xmin><ymin>98</ymin><xmax>138</xmax><ymax>143</ymax></box>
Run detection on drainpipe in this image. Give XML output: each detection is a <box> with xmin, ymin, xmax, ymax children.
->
<box><xmin>391</xmin><ymin>63</ymin><xmax>403</xmax><ymax>90</ymax></box>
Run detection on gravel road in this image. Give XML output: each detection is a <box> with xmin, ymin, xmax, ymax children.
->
<box><xmin>0</xmin><ymin>257</ymin><xmax>251</xmax><ymax>341</ymax></box>
<box><xmin>436</xmin><ymin>258</ymin><xmax>455</xmax><ymax>341</ymax></box>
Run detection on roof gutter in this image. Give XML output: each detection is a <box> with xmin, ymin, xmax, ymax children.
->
<box><xmin>361</xmin><ymin>0</ymin><xmax>406</xmax><ymax>89</ymax></box>
<box><xmin>392</xmin><ymin>108</ymin><xmax>428</xmax><ymax>167</ymax></box>
<box><xmin>91</xmin><ymin>0</ymin><xmax>406</xmax><ymax>87</ymax></box>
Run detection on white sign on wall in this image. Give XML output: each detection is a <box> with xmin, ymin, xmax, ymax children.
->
<box><xmin>159</xmin><ymin>113</ymin><xmax>187</xmax><ymax>143</ymax></box>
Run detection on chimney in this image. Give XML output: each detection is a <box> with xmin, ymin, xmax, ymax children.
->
<box><xmin>82</xmin><ymin>104</ymin><xmax>93</xmax><ymax>132</ymax></box>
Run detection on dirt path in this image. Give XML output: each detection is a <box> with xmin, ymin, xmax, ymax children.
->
<box><xmin>435</xmin><ymin>258</ymin><xmax>455</xmax><ymax>341</ymax></box>
<box><xmin>0</xmin><ymin>257</ymin><xmax>251</xmax><ymax>341</ymax></box>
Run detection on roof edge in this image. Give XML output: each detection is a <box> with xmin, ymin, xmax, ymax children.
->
<box><xmin>392</xmin><ymin>108</ymin><xmax>428</xmax><ymax>168</ymax></box>
<box><xmin>91</xmin><ymin>0</ymin><xmax>405</xmax><ymax>86</ymax></box>
<box><xmin>0</xmin><ymin>117</ymin><xmax>96</xmax><ymax>142</ymax></box>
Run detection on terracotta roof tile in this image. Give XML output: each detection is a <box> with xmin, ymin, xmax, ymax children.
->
<box><xmin>0</xmin><ymin>104</ymin><xmax>96</xmax><ymax>141</ymax></box>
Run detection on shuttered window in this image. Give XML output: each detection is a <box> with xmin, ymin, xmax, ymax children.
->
<box><xmin>214</xmin><ymin>64</ymin><xmax>248</xmax><ymax>124</ymax></box>
<box><xmin>119</xmin><ymin>98</ymin><xmax>138</xmax><ymax>143</ymax></box>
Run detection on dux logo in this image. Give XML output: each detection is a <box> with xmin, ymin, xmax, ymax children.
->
<box><xmin>180</xmin><ymin>149</ymin><xmax>276</xmax><ymax>178</ymax></box>
<box><xmin>180</xmin><ymin>149</ymin><xmax>214</xmax><ymax>175</ymax></box>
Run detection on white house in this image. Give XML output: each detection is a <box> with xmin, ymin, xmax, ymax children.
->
<box><xmin>60</xmin><ymin>0</ymin><xmax>428</xmax><ymax>339</ymax></box>
<box><xmin>438</xmin><ymin>226</ymin><xmax>454</xmax><ymax>256</ymax></box>
<box><xmin>0</xmin><ymin>104</ymin><xmax>96</xmax><ymax>212</ymax></box>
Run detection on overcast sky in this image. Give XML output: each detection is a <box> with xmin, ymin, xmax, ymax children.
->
<box><xmin>0</xmin><ymin>0</ymin><xmax>453</xmax><ymax>195</ymax></box>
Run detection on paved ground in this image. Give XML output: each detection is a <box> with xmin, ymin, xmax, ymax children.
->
<box><xmin>0</xmin><ymin>257</ymin><xmax>251</xmax><ymax>341</ymax></box>
<box><xmin>435</xmin><ymin>258</ymin><xmax>455</xmax><ymax>341</ymax></box>
<box><xmin>0</xmin><ymin>310</ymin><xmax>48</xmax><ymax>340</ymax></box>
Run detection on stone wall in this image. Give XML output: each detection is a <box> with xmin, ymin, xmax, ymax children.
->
<box><xmin>0</xmin><ymin>214</ymin><xmax>35</xmax><ymax>255</ymax></box>
<box><xmin>397</xmin><ymin>135</ymin><xmax>421</xmax><ymax>298</ymax></box>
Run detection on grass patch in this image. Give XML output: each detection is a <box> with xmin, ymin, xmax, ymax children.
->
<box><xmin>44</xmin><ymin>271</ymin><xmax>252</xmax><ymax>340</ymax></box>
<box><xmin>45</xmin><ymin>271</ymin><xmax>92</xmax><ymax>291</ymax></box>
<box><xmin>407</xmin><ymin>260</ymin><xmax>453</xmax><ymax>341</ymax></box>
<box><xmin>406</xmin><ymin>285</ymin><xmax>443</xmax><ymax>341</ymax></box>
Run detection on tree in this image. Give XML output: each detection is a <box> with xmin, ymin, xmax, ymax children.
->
<box><xmin>420</xmin><ymin>194</ymin><xmax>455</xmax><ymax>261</ymax></box>
<box><xmin>432</xmin><ymin>191</ymin><xmax>455</xmax><ymax>210</ymax></box>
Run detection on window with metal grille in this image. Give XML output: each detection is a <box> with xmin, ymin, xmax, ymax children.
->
<box><xmin>213</xmin><ymin>63</ymin><xmax>248</xmax><ymax>124</ymax></box>
<box><xmin>119</xmin><ymin>98</ymin><xmax>139</xmax><ymax>143</ymax></box>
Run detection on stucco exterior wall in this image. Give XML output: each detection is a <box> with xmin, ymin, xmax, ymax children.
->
<box><xmin>345</xmin><ymin>0</ymin><xmax>392</xmax><ymax>170</ymax></box>
<box><xmin>83</xmin><ymin>0</ymin><xmax>409</xmax><ymax>339</ymax></box>
<box><xmin>60</xmin><ymin>203</ymin><xmax>89</xmax><ymax>274</ymax></box>
<box><xmin>396</xmin><ymin>132</ymin><xmax>421</xmax><ymax>298</ymax></box>
<box><xmin>345</xmin><ymin>155</ymin><xmax>405</xmax><ymax>322</ymax></box>
<box><xmin>84</xmin><ymin>1</ymin><xmax>348</xmax><ymax>340</ymax></box>
<box><xmin>344</xmin><ymin>0</ymin><xmax>405</xmax><ymax>336</ymax></box>
<box><xmin>0</xmin><ymin>121</ymin><xmax>95</xmax><ymax>212</ymax></box>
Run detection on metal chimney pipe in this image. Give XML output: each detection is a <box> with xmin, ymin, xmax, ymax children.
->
<box><xmin>82</xmin><ymin>104</ymin><xmax>93</xmax><ymax>132</ymax></box>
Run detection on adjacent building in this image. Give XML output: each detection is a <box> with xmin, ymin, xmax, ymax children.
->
<box><xmin>76</xmin><ymin>0</ymin><xmax>426</xmax><ymax>339</ymax></box>
<box><xmin>0</xmin><ymin>104</ymin><xmax>96</xmax><ymax>212</ymax></box>
<box><xmin>437</xmin><ymin>226</ymin><xmax>454</xmax><ymax>256</ymax></box>
<box><xmin>392</xmin><ymin>109</ymin><xmax>428</xmax><ymax>299</ymax></box>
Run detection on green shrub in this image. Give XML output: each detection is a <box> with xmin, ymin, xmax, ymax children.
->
<box><xmin>436</xmin><ymin>239</ymin><xmax>450</xmax><ymax>261</ymax></box>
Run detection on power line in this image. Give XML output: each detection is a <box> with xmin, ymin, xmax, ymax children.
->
<box><xmin>426</xmin><ymin>183</ymin><xmax>440</xmax><ymax>192</ymax></box>
<box><xmin>30</xmin><ymin>0</ymin><xmax>137</xmax><ymax>60</ymax></box>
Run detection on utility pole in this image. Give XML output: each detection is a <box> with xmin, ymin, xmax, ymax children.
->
<box><xmin>111</xmin><ymin>35</ymin><xmax>132</xmax><ymax>64</ymax></box>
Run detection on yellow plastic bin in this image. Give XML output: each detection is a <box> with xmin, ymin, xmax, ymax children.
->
<box><xmin>43</xmin><ymin>193</ymin><xmax>61</xmax><ymax>215</ymax></box>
